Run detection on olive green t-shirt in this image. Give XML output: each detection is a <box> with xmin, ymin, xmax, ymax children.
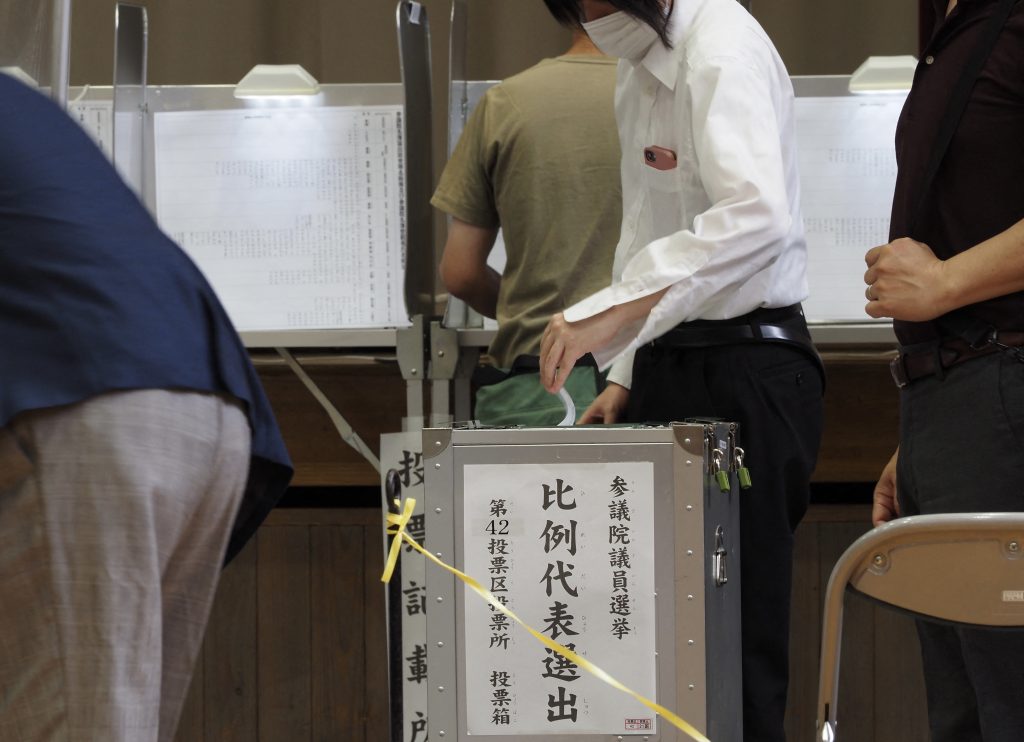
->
<box><xmin>431</xmin><ymin>55</ymin><xmax>622</xmax><ymax>367</ymax></box>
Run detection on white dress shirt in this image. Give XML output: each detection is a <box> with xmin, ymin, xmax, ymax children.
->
<box><xmin>566</xmin><ymin>0</ymin><xmax>809</xmax><ymax>389</ymax></box>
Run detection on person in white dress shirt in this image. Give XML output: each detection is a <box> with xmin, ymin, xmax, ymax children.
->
<box><xmin>539</xmin><ymin>1</ymin><xmax>824</xmax><ymax>739</ymax></box>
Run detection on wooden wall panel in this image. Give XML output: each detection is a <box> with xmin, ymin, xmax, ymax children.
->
<box><xmin>257</xmin><ymin>526</ymin><xmax>313</xmax><ymax>740</ymax></box>
<box><xmin>204</xmin><ymin>543</ymin><xmax>259</xmax><ymax>741</ymax></box>
<box><xmin>784</xmin><ymin>515</ymin><xmax>821</xmax><ymax>740</ymax></box>
<box><xmin>311</xmin><ymin>525</ymin><xmax>365</xmax><ymax>739</ymax></box>
<box><xmin>254</xmin><ymin>352</ymin><xmax>901</xmax><ymax>490</ymax></box>
<box><xmin>815</xmin><ymin>352</ymin><xmax>901</xmax><ymax>484</ymax></box>
<box><xmin>363</xmin><ymin>534</ymin><xmax>391</xmax><ymax>742</ymax></box>
<box><xmin>253</xmin><ymin>355</ymin><xmax>408</xmax><ymax>488</ymax></box>
<box><xmin>172</xmin><ymin>508</ymin><xmax>389</xmax><ymax>742</ymax></box>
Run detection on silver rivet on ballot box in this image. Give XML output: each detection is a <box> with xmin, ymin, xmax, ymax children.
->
<box><xmin>436</xmin><ymin>596</ymin><xmax>444</xmax><ymax>603</ymax></box>
<box><xmin>688</xmin><ymin>639</ymin><xmax>695</xmax><ymax>646</ymax></box>
<box><xmin>687</xmin><ymin>549</ymin><xmax>694</xmax><ymax>556</ymax></box>
<box><xmin>686</xmin><ymin>460</ymin><xmax>693</xmax><ymax>467</ymax></box>
<box><xmin>437</xmin><ymin>641</ymin><xmax>444</xmax><ymax>647</ymax></box>
<box><xmin>686</xmin><ymin>505</ymin><xmax>693</xmax><ymax>511</ymax></box>
<box><xmin>438</xmin><ymin>350</ymin><xmax>446</xmax><ymax>357</ymax></box>
<box><xmin>435</xmin><ymin>463</ymin><xmax>441</xmax><ymax>469</ymax></box>
<box><xmin>689</xmin><ymin>684</ymin><xmax>696</xmax><ymax>691</ymax></box>
<box><xmin>435</xmin><ymin>507</ymin><xmax>442</xmax><ymax>514</ymax></box>
<box><xmin>438</xmin><ymin>732</ymin><xmax>445</xmax><ymax>737</ymax></box>
<box><xmin>687</xmin><ymin>594</ymin><xmax>694</xmax><ymax>601</ymax></box>
<box><xmin>1009</xmin><ymin>541</ymin><xmax>1021</xmax><ymax>553</ymax></box>
<box><xmin>684</xmin><ymin>438</ymin><xmax>691</xmax><ymax>445</ymax></box>
<box><xmin>438</xmin><ymin>685</ymin><xmax>445</xmax><ymax>692</ymax></box>
<box><xmin>873</xmin><ymin>554</ymin><xmax>887</xmax><ymax>567</ymax></box>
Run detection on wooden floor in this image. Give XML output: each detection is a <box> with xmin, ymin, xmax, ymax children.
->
<box><xmin>173</xmin><ymin>503</ymin><xmax>929</xmax><ymax>742</ymax></box>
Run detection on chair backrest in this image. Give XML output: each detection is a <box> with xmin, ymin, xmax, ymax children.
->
<box><xmin>837</xmin><ymin>513</ymin><xmax>1024</xmax><ymax>626</ymax></box>
<box><xmin>817</xmin><ymin>513</ymin><xmax>1024</xmax><ymax>741</ymax></box>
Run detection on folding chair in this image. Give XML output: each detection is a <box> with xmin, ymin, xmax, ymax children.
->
<box><xmin>815</xmin><ymin>513</ymin><xmax>1024</xmax><ymax>741</ymax></box>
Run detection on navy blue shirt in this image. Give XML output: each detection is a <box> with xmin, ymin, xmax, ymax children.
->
<box><xmin>0</xmin><ymin>75</ymin><xmax>292</xmax><ymax>561</ymax></box>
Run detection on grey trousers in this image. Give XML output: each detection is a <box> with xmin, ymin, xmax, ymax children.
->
<box><xmin>898</xmin><ymin>351</ymin><xmax>1024</xmax><ymax>742</ymax></box>
<box><xmin>0</xmin><ymin>390</ymin><xmax>250</xmax><ymax>742</ymax></box>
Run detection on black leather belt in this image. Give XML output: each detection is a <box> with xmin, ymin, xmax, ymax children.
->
<box><xmin>651</xmin><ymin>304</ymin><xmax>813</xmax><ymax>350</ymax></box>
<box><xmin>890</xmin><ymin>332</ymin><xmax>1024</xmax><ymax>389</ymax></box>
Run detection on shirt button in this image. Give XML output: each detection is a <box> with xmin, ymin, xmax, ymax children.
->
<box><xmin>925</xmin><ymin>55</ymin><xmax>935</xmax><ymax>65</ymax></box>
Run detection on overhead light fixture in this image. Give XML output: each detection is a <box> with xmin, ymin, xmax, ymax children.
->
<box><xmin>233</xmin><ymin>64</ymin><xmax>321</xmax><ymax>99</ymax></box>
<box><xmin>849</xmin><ymin>56</ymin><xmax>916</xmax><ymax>94</ymax></box>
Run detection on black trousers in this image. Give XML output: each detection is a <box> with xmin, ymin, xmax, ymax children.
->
<box><xmin>627</xmin><ymin>341</ymin><xmax>824</xmax><ymax>742</ymax></box>
<box><xmin>897</xmin><ymin>351</ymin><xmax>1024</xmax><ymax>742</ymax></box>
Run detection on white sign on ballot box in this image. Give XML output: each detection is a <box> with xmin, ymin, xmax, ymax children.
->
<box><xmin>463</xmin><ymin>462</ymin><xmax>658</xmax><ymax>735</ymax></box>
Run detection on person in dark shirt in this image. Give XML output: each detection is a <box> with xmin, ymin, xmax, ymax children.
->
<box><xmin>0</xmin><ymin>74</ymin><xmax>292</xmax><ymax>740</ymax></box>
<box><xmin>866</xmin><ymin>1</ymin><xmax>1024</xmax><ymax>739</ymax></box>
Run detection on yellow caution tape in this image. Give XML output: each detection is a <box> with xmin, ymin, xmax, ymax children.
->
<box><xmin>382</xmin><ymin>497</ymin><xmax>711</xmax><ymax>742</ymax></box>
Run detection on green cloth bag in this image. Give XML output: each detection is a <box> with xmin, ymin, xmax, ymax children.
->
<box><xmin>474</xmin><ymin>366</ymin><xmax>603</xmax><ymax>427</ymax></box>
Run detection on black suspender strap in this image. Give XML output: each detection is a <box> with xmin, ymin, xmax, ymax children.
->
<box><xmin>910</xmin><ymin>0</ymin><xmax>1019</xmax><ymax>347</ymax></box>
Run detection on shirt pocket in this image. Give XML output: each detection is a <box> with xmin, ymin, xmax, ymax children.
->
<box><xmin>642</xmin><ymin>166</ymin><xmax>684</xmax><ymax>237</ymax></box>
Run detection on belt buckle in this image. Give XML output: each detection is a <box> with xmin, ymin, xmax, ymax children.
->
<box><xmin>889</xmin><ymin>355</ymin><xmax>909</xmax><ymax>389</ymax></box>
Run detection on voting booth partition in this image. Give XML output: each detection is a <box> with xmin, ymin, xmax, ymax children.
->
<box><xmin>420</xmin><ymin>422</ymin><xmax>743</xmax><ymax>741</ymax></box>
<box><xmin>68</xmin><ymin>78</ymin><xmax>412</xmax><ymax>346</ymax></box>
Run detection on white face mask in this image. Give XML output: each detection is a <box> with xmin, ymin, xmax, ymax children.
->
<box><xmin>582</xmin><ymin>10</ymin><xmax>661</xmax><ymax>61</ymax></box>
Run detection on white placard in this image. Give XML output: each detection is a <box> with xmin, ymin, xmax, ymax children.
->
<box><xmin>463</xmin><ymin>462</ymin><xmax>658</xmax><ymax>736</ymax></box>
<box><xmin>381</xmin><ymin>432</ymin><xmax>429</xmax><ymax>742</ymax></box>
<box><xmin>154</xmin><ymin>105</ymin><xmax>408</xmax><ymax>331</ymax></box>
<box><xmin>796</xmin><ymin>94</ymin><xmax>907</xmax><ymax>323</ymax></box>
<box><xmin>68</xmin><ymin>100</ymin><xmax>113</xmax><ymax>158</ymax></box>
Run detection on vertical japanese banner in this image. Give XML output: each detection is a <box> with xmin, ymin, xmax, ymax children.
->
<box><xmin>381</xmin><ymin>433</ymin><xmax>429</xmax><ymax>742</ymax></box>
<box><xmin>463</xmin><ymin>462</ymin><xmax>658</xmax><ymax>735</ymax></box>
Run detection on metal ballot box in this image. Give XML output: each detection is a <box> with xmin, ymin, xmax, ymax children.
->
<box><xmin>422</xmin><ymin>422</ymin><xmax>743</xmax><ymax>741</ymax></box>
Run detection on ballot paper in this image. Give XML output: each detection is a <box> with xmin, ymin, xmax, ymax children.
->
<box><xmin>154</xmin><ymin>105</ymin><xmax>408</xmax><ymax>331</ymax></box>
<box><xmin>796</xmin><ymin>94</ymin><xmax>908</xmax><ymax>323</ymax></box>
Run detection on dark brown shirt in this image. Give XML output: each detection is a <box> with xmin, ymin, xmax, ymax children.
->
<box><xmin>891</xmin><ymin>0</ymin><xmax>1024</xmax><ymax>345</ymax></box>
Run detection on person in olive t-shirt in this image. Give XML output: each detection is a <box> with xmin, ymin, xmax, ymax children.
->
<box><xmin>431</xmin><ymin>16</ymin><xmax>620</xmax><ymax>425</ymax></box>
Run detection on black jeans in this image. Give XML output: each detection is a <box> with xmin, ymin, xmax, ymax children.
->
<box><xmin>627</xmin><ymin>340</ymin><xmax>824</xmax><ymax>742</ymax></box>
<box><xmin>898</xmin><ymin>351</ymin><xmax>1024</xmax><ymax>742</ymax></box>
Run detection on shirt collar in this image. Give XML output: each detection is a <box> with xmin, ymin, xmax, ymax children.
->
<box><xmin>638</xmin><ymin>0</ymin><xmax>703</xmax><ymax>91</ymax></box>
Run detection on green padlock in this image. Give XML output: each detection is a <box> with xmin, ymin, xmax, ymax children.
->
<box><xmin>716</xmin><ymin>468</ymin><xmax>730</xmax><ymax>492</ymax></box>
<box><xmin>735</xmin><ymin>446</ymin><xmax>753</xmax><ymax>489</ymax></box>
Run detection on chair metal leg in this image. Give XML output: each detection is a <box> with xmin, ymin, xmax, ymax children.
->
<box><xmin>815</xmin><ymin>542</ymin><xmax>862</xmax><ymax>741</ymax></box>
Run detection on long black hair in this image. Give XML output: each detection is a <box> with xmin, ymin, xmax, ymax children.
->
<box><xmin>541</xmin><ymin>0</ymin><xmax>673</xmax><ymax>47</ymax></box>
